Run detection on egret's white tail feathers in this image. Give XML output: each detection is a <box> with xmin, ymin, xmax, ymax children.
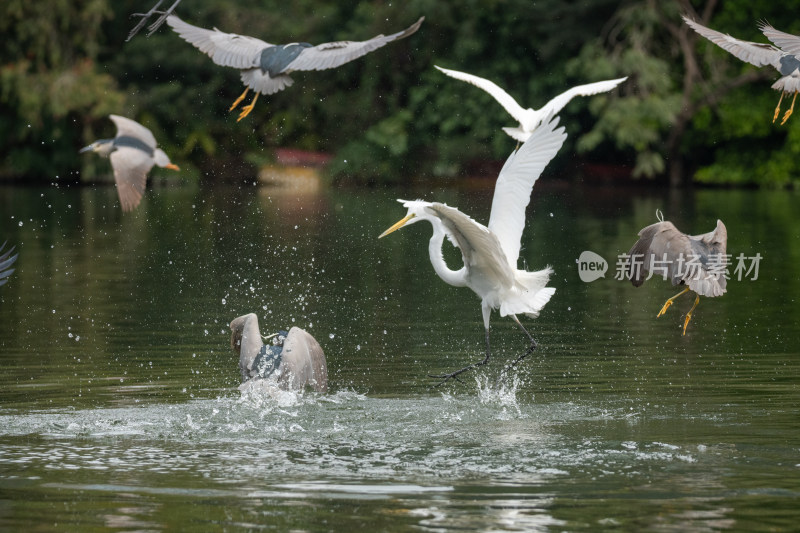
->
<box><xmin>499</xmin><ymin>267</ymin><xmax>554</xmax><ymax>318</ymax></box>
<box><xmin>501</xmin><ymin>126</ymin><xmax>530</xmax><ymax>143</ymax></box>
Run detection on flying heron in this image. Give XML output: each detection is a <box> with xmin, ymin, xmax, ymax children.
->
<box><xmin>126</xmin><ymin>0</ymin><xmax>183</xmax><ymax>41</ymax></box>
<box><xmin>80</xmin><ymin>115</ymin><xmax>180</xmax><ymax>212</ymax></box>
<box><xmin>435</xmin><ymin>65</ymin><xmax>626</xmax><ymax>142</ymax></box>
<box><xmin>230</xmin><ymin>313</ymin><xmax>328</xmax><ymax>393</ymax></box>
<box><xmin>0</xmin><ymin>241</ymin><xmax>18</xmax><ymax>287</ymax></box>
<box><xmin>379</xmin><ymin>113</ymin><xmax>566</xmax><ymax>385</ymax></box>
<box><xmin>626</xmin><ymin>215</ymin><xmax>728</xmax><ymax>335</ymax></box>
<box><xmin>167</xmin><ymin>15</ymin><xmax>424</xmax><ymax>121</ymax></box>
<box><xmin>683</xmin><ymin>16</ymin><xmax>800</xmax><ymax>124</ymax></box>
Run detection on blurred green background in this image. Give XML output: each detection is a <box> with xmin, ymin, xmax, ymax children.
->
<box><xmin>2</xmin><ymin>0</ymin><xmax>800</xmax><ymax>187</ymax></box>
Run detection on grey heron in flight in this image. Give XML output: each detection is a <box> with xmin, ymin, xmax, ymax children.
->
<box><xmin>80</xmin><ymin>115</ymin><xmax>180</xmax><ymax>212</ymax></box>
<box><xmin>230</xmin><ymin>313</ymin><xmax>328</xmax><ymax>393</ymax></box>
<box><xmin>0</xmin><ymin>242</ymin><xmax>18</xmax><ymax>287</ymax></box>
<box><xmin>127</xmin><ymin>0</ymin><xmax>183</xmax><ymax>42</ymax></box>
<box><xmin>166</xmin><ymin>15</ymin><xmax>424</xmax><ymax>121</ymax></box>
<box><xmin>626</xmin><ymin>215</ymin><xmax>728</xmax><ymax>335</ymax></box>
<box><xmin>379</xmin><ymin>113</ymin><xmax>566</xmax><ymax>385</ymax></box>
<box><xmin>684</xmin><ymin>16</ymin><xmax>800</xmax><ymax>124</ymax></box>
<box><xmin>435</xmin><ymin>65</ymin><xmax>626</xmax><ymax>142</ymax></box>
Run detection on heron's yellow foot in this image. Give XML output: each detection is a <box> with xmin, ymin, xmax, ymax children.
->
<box><xmin>773</xmin><ymin>92</ymin><xmax>785</xmax><ymax>123</ymax></box>
<box><xmin>657</xmin><ymin>287</ymin><xmax>689</xmax><ymax>318</ymax></box>
<box><xmin>229</xmin><ymin>88</ymin><xmax>249</xmax><ymax>112</ymax></box>
<box><xmin>681</xmin><ymin>295</ymin><xmax>701</xmax><ymax>336</ymax></box>
<box><xmin>781</xmin><ymin>93</ymin><xmax>797</xmax><ymax>125</ymax></box>
<box><xmin>236</xmin><ymin>93</ymin><xmax>259</xmax><ymax>122</ymax></box>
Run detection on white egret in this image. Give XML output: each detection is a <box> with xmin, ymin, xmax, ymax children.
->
<box><xmin>379</xmin><ymin>113</ymin><xmax>566</xmax><ymax>384</ymax></box>
<box><xmin>683</xmin><ymin>16</ymin><xmax>800</xmax><ymax>124</ymax></box>
<box><xmin>627</xmin><ymin>215</ymin><xmax>728</xmax><ymax>335</ymax></box>
<box><xmin>435</xmin><ymin>65</ymin><xmax>626</xmax><ymax>142</ymax></box>
<box><xmin>167</xmin><ymin>15</ymin><xmax>424</xmax><ymax>121</ymax></box>
<box><xmin>80</xmin><ymin>115</ymin><xmax>180</xmax><ymax>212</ymax></box>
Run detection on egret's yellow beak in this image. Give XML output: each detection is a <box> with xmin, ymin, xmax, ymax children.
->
<box><xmin>165</xmin><ymin>163</ymin><xmax>180</xmax><ymax>171</ymax></box>
<box><xmin>379</xmin><ymin>213</ymin><xmax>415</xmax><ymax>238</ymax></box>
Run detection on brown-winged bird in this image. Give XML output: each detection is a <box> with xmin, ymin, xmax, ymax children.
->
<box><xmin>684</xmin><ymin>16</ymin><xmax>800</xmax><ymax>124</ymax></box>
<box><xmin>166</xmin><ymin>15</ymin><xmax>424</xmax><ymax>121</ymax></box>
<box><xmin>627</xmin><ymin>217</ymin><xmax>728</xmax><ymax>335</ymax></box>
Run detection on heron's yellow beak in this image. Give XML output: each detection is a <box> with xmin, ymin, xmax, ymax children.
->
<box><xmin>165</xmin><ymin>163</ymin><xmax>180</xmax><ymax>171</ymax></box>
<box><xmin>379</xmin><ymin>213</ymin><xmax>415</xmax><ymax>239</ymax></box>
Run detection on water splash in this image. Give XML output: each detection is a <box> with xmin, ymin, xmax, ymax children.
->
<box><xmin>475</xmin><ymin>374</ymin><xmax>523</xmax><ymax>417</ymax></box>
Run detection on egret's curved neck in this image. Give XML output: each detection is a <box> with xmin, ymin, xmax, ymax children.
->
<box><xmin>428</xmin><ymin>220</ymin><xmax>467</xmax><ymax>287</ymax></box>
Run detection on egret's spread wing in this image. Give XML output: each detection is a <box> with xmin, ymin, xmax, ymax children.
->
<box><xmin>539</xmin><ymin>77</ymin><xmax>627</xmax><ymax>117</ymax></box>
<box><xmin>758</xmin><ymin>22</ymin><xmax>800</xmax><ymax>56</ymax></box>
<box><xmin>0</xmin><ymin>241</ymin><xmax>17</xmax><ymax>287</ymax></box>
<box><xmin>167</xmin><ymin>15</ymin><xmax>269</xmax><ymax>69</ymax></box>
<box><xmin>109</xmin><ymin>115</ymin><xmax>157</xmax><ymax>149</ymax></box>
<box><xmin>683</xmin><ymin>16</ymin><xmax>782</xmax><ymax>68</ymax></box>
<box><xmin>110</xmin><ymin>148</ymin><xmax>154</xmax><ymax>212</ymax></box>
<box><xmin>287</xmin><ymin>17</ymin><xmax>423</xmax><ymax>72</ymax></box>
<box><xmin>429</xmin><ymin>203</ymin><xmax>515</xmax><ymax>287</ymax></box>
<box><xmin>487</xmin><ymin>113</ymin><xmax>567</xmax><ymax>268</ymax></box>
<box><xmin>435</xmin><ymin>66</ymin><xmax>528</xmax><ymax>124</ymax></box>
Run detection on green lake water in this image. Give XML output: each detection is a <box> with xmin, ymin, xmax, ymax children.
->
<box><xmin>0</xmin><ymin>182</ymin><xmax>798</xmax><ymax>531</ymax></box>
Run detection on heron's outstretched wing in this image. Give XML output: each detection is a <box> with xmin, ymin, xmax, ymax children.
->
<box><xmin>435</xmin><ymin>65</ymin><xmax>528</xmax><ymax>125</ymax></box>
<box><xmin>539</xmin><ymin>77</ymin><xmax>627</xmax><ymax>118</ymax></box>
<box><xmin>286</xmin><ymin>17</ymin><xmax>423</xmax><ymax>72</ymax></box>
<box><xmin>683</xmin><ymin>16</ymin><xmax>782</xmax><ymax>68</ymax></box>
<box><xmin>110</xmin><ymin>148</ymin><xmax>154</xmax><ymax>212</ymax></box>
<box><xmin>429</xmin><ymin>203</ymin><xmax>515</xmax><ymax>288</ymax></box>
<box><xmin>487</xmin><ymin>113</ymin><xmax>567</xmax><ymax>268</ymax></box>
<box><xmin>758</xmin><ymin>22</ymin><xmax>800</xmax><ymax>56</ymax></box>
<box><xmin>0</xmin><ymin>241</ymin><xmax>18</xmax><ymax>287</ymax></box>
<box><xmin>166</xmin><ymin>15</ymin><xmax>269</xmax><ymax>69</ymax></box>
<box><xmin>109</xmin><ymin>115</ymin><xmax>157</xmax><ymax>150</ymax></box>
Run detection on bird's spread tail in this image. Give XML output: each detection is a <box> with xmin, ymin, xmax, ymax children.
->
<box><xmin>499</xmin><ymin>268</ymin><xmax>554</xmax><ymax>318</ymax></box>
<box><xmin>241</xmin><ymin>69</ymin><xmax>294</xmax><ymax>95</ymax></box>
<box><xmin>501</xmin><ymin>126</ymin><xmax>530</xmax><ymax>143</ymax></box>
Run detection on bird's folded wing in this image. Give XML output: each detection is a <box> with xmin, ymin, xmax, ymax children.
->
<box><xmin>110</xmin><ymin>148</ymin><xmax>154</xmax><ymax>212</ymax></box>
<box><xmin>435</xmin><ymin>65</ymin><xmax>528</xmax><ymax>124</ymax></box>
<box><xmin>487</xmin><ymin>113</ymin><xmax>567</xmax><ymax>268</ymax></box>
<box><xmin>288</xmin><ymin>17</ymin><xmax>423</xmax><ymax>72</ymax></box>
<box><xmin>539</xmin><ymin>77</ymin><xmax>627</xmax><ymax>118</ymax></box>
<box><xmin>758</xmin><ymin>22</ymin><xmax>800</xmax><ymax>56</ymax></box>
<box><xmin>167</xmin><ymin>15</ymin><xmax>269</xmax><ymax>69</ymax></box>
<box><xmin>110</xmin><ymin>115</ymin><xmax>157</xmax><ymax>150</ymax></box>
<box><xmin>683</xmin><ymin>17</ymin><xmax>782</xmax><ymax>68</ymax></box>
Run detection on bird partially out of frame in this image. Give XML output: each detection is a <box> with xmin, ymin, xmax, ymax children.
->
<box><xmin>167</xmin><ymin>15</ymin><xmax>424</xmax><ymax>121</ymax></box>
<box><xmin>684</xmin><ymin>16</ymin><xmax>800</xmax><ymax>124</ymax></box>
<box><xmin>626</xmin><ymin>215</ymin><xmax>728</xmax><ymax>335</ymax></box>
<box><xmin>379</xmin><ymin>113</ymin><xmax>566</xmax><ymax>385</ymax></box>
<box><xmin>0</xmin><ymin>241</ymin><xmax>18</xmax><ymax>287</ymax></box>
<box><xmin>126</xmin><ymin>0</ymin><xmax>183</xmax><ymax>41</ymax></box>
<box><xmin>435</xmin><ymin>65</ymin><xmax>626</xmax><ymax>142</ymax></box>
<box><xmin>80</xmin><ymin>115</ymin><xmax>180</xmax><ymax>212</ymax></box>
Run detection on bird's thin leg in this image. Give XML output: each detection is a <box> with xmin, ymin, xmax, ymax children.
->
<box><xmin>126</xmin><ymin>0</ymin><xmax>165</xmax><ymax>42</ymax></box>
<box><xmin>773</xmin><ymin>91</ymin><xmax>785</xmax><ymax>123</ymax></box>
<box><xmin>229</xmin><ymin>88</ymin><xmax>250</xmax><ymax>112</ymax></box>
<box><xmin>429</xmin><ymin>329</ymin><xmax>491</xmax><ymax>387</ymax></box>
<box><xmin>781</xmin><ymin>93</ymin><xmax>797</xmax><ymax>125</ymax></box>
<box><xmin>497</xmin><ymin>315</ymin><xmax>538</xmax><ymax>383</ymax></box>
<box><xmin>682</xmin><ymin>295</ymin><xmax>701</xmax><ymax>336</ymax></box>
<box><xmin>147</xmin><ymin>0</ymin><xmax>182</xmax><ymax>35</ymax></box>
<box><xmin>237</xmin><ymin>92</ymin><xmax>260</xmax><ymax>122</ymax></box>
<box><xmin>657</xmin><ymin>287</ymin><xmax>689</xmax><ymax>318</ymax></box>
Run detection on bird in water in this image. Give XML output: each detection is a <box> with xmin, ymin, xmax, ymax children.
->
<box><xmin>626</xmin><ymin>213</ymin><xmax>728</xmax><ymax>335</ymax></box>
<box><xmin>80</xmin><ymin>115</ymin><xmax>180</xmax><ymax>212</ymax></box>
<box><xmin>0</xmin><ymin>241</ymin><xmax>18</xmax><ymax>287</ymax></box>
<box><xmin>126</xmin><ymin>0</ymin><xmax>183</xmax><ymax>41</ymax></box>
<box><xmin>230</xmin><ymin>313</ymin><xmax>328</xmax><ymax>393</ymax></box>
<box><xmin>166</xmin><ymin>15</ymin><xmax>424</xmax><ymax>121</ymax></box>
<box><xmin>435</xmin><ymin>65</ymin><xmax>626</xmax><ymax>142</ymax></box>
<box><xmin>683</xmin><ymin>16</ymin><xmax>800</xmax><ymax>124</ymax></box>
<box><xmin>379</xmin><ymin>113</ymin><xmax>566</xmax><ymax>385</ymax></box>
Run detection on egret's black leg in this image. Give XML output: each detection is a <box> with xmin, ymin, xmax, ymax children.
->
<box><xmin>429</xmin><ymin>329</ymin><xmax>491</xmax><ymax>387</ymax></box>
<box><xmin>126</xmin><ymin>0</ymin><xmax>165</xmax><ymax>42</ymax></box>
<box><xmin>497</xmin><ymin>316</ymin><xmax>537</xmax><ymax>383</ymax></box>
<box><xmin>147</xmin><ymin>0</ymin><xmax>183</xmax><ymax>35</ymax></box>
